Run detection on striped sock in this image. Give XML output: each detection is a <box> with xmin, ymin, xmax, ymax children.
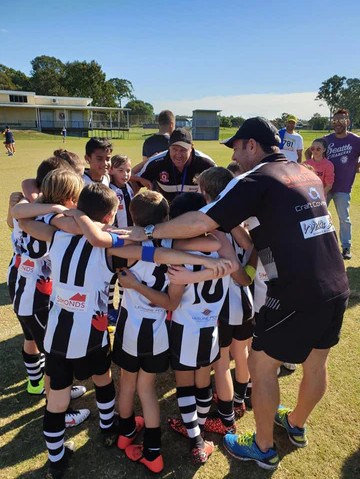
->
<box><xmin>22</xmin><ymin>349</ymin><xmax>43</xmax><ymax>387</ymax></box>
<box><xmin>195</xmin><ymin>384</ymin><xmax>212</xmax><ymax>428</ymax></box>
<box><xmin>43</xmin><ymin>410</ymin><xmax>65</xmax><ymax>465</ymax></box>
<box><xmin>95</xmin><ymin>381</ymin><xmax>115</xmax><ymax>431</ymax></box>
<box><xmin>143</xmin><ymin>427</ymin><xmax>161</xmax><ymax>461</ymax></box>
<box><xmin>176</xmin><ymin>386</ymin><xmax>203</xmax><ymax>449</ymax></box>
<box><xmin>234</xmin><ymin>380</ymin><xmax>248</xmax><ymax>406</ymax></box>
<box><xmin>217</xmin><ymin>398</ymin><xmax>235</xmax><ymax>427</ymax></box>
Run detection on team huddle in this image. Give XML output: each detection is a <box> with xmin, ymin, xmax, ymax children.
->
<box><xmin>6</xmin><ymin>116</ymin><xmax>350</xmax><ymax>478</ymax></box>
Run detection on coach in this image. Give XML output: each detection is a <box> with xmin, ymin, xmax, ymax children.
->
<box><xmin>123</xmin><ymin>117</ymin><xmax>349</xmax><ymax>470</ymax></box>
<box><xmin>135</xmin><ymin>127</ymin><xmax>215</xmax><ymax>203</ymax></box>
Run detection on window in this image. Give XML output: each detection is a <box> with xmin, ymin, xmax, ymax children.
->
<box><xmin>9</xmin><ymin>95</ymin><xmax>28</xmax><ymax>103</ymax></box>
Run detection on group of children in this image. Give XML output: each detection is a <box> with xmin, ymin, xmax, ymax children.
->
<box><xmin>7</xmin><ymin>137</ymin><xmax>272</xmax><ymax>478</ymax></box>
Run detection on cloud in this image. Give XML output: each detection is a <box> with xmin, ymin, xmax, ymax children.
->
<box><xmin>152</xmin><ymin>91</ymin><xmax>330</xmax><ymax>121</ymax></box>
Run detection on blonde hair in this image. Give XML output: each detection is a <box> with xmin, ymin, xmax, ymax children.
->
<box><xmin>40</xmin><ymin>169</ymin><xmax>84</xmax><ymax>205</ymax></box>
<box><xmin>130</xmin><ymin>190</ymin><xmax>169</xmax><ymax>227</ymax></box>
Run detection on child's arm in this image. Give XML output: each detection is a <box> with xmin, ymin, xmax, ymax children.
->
<box><xmin>7</xmin><ymin>192</ymin><xmax>24</xmax><ymax>228</ymax></box>
<box><xmin>118</xmin><ymin>269</ymin><xmax>184</xmax><ymax>311</ymax></box>
<box><xmin>173</xmin><ymin>234</ymin><xmax>220</xmax><ymax>253</ymax></box>
<box><xmin>18</xmin><ymin>218</ymin><xmax>56</xmax><ymax>242</ymax></box>
<box><xmin>230</xmin><ymin>224</ymin><xmax>253</xmax><ymax>250</ymax></box>
<box><xmin>22</xmin><ymin>178</ymin><xmax>40</xmax><ymax>203</ymax></box>
<box><xmin>62</xmin><ymin>209</ymin><xmax>114</xmax><ymax>246</ymax></box>
<box><xmin>12</xmin><ymin>200</ymin><xmax>68</xmax><ymax>219</ymax></box>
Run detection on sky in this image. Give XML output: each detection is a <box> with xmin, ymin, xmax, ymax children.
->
<box><xmin>2</xmin><ymin>0</ymin><xmax>360</xmax><ymax>120</ymax></box>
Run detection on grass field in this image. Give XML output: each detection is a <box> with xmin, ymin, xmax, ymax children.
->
<box><xmin>0</xmin><ymin>130</ymin><xmax>359</xmax><ymax>479</ymax></box>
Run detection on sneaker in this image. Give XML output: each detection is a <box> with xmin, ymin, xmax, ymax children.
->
<box><xmin>65</xmin><ymin>408</ymin><xmax>90</xmax><ymax>428</ymax></box>
<box><xmin>27</xmin><ymin>376</ymin><xmax>45</xmax><ymax>395</ymax></box>
<box><xmin>47</xmin><ymin>441</ymin><xmax>74</xmax><ymax>479</ymax></box>
<box><xmin>168</xmin><ymin>417</ymin><xmax>189</xmax><ymax>438</ymax></box>
<box><xmin>342</xmin><ymin>248</ymin><xmax>352</xmax><ymax>260</ymax></box>
<box><xmin>70</xmin><ymin>385</ymin><xmax>86</xmax><ymax>400</ymax></box>
<box><xmin>125</xmin><ymin>444</ymin><xmax>164</xmax><ymax>473</ymax></box>
<box><xmin>204</xmin><ymin>413</ymin><xmax>236</xmax><ymax>435</ymax></box>
<box><xmin>283</xmin><ymin>363</ymin><xmax>297</xmax><ymax>371</ymax></box>
<box><xmin>191</xmin><ymin>440</ymin><xmax>214</xmax><ymax>465</ymax></box>
<box><xmin>107</xmin><ymin>308</ymin><xmax>119</xmax><ymax>324</ymax></box>
<box><xmin>274</xmin><ymin>405</ymin><xmax>308</xmax><ymax>447</ymax></box>
<box><xmin>102</xmin><ymin>414</ymin><xmax>120</xmax><ymax>447</ymax></box>
<box><xmin>223</xmin><ymin>432</ymin><xmax>280</xmax><ymax>470</ymax></box>
<box><xmin>117</xmin><ymin>416</ymin><xmax>145</xmax><ymax>450</ymax></box>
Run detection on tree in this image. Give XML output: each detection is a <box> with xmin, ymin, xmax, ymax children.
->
<box><xmin>308</xmin><ymin>113</ymin><xmax>328</xmax><ymax>130</ymax></box>
<box><xmin>30</xmin><ymin>55</ymin><xmax>68</xmax><ymax>96</ymax></box>
<box><xmin>316</xmin><ymin>75</ymin><xmax>346</xmax><ymax>115</ymax></box>
<box><xmin>219</xmin><ymin>116</ymin><xmax>232</xmax><ymax>128</ymax></box>
<box><xmin>0</xmin><ymin>64</ymin><xmax>30</xmax><ymax>91</ymax></box>
<box><xmin>109</xmin><ymin>78</ymin><xmax>135</xmax><ymax>107</ymax></box>
<box><xmin>230</xmin><ymin>116</ymin><xmax>245</xmax><ymax>128</ymax></box>
<box><xmin>340</xmin><ymin>78</ymin><xmax>360</xmax><ymax>129</ymax></box>
<box><xmin>125</xmin><ymin>99</ymin><xmax>154</xmax><ymax>125</ymax></box>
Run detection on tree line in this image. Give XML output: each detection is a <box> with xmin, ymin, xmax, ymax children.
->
<box><xmin>0</xmin><ymin>56</ymin><xmax>155</xmax><ymax>122</ymax></box>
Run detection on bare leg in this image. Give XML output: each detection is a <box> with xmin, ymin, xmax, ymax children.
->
<box><xmin>248</xmin><ymin>349</ymin><xmax>282</xmax><ymax>451</ymax></box>
<box><xmin>118</xmin><ymin>369</ymin><xmax>137</xmax><ymax>419</ymax></box>
<box><xmin>137</xmin><ymin>370</ymin><xmax>159</xmax><ymax>428</ymax></box>
<box><xmin>288</xmin><ymin>348</ymin><xmax>329</xmax><ymax>428</ymax></box>
<box><xmin>214</xmin><ymin>346</ymin><xmax>233</xmax><ymax>401</ymax></box>
<box><xmin>231</xmin><ymin>339</ymin><xmax>250</xmax><ymax>383</ymax></box>
<box><xmin>47</xmin><ymin>386</ymin><xmax>72</xmax><ymax>413</ymax></box>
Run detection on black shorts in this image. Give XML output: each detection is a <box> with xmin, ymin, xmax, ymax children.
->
<box><xmin>219</xmin><ymin>321</ymin><xmax>254</xmax><ymax>348</ymax></box>
<box><xmin>252</xmin><ymin>295</ymin><xmax>348</xmax><ymax>364</ymax></box>
<box><xmin>170</xmin><ymin>350</ymin><xmax>220</xmax><ymax>371</ymax></box>
<box><xmin>16</xmin><ymin>308</ymin><xmax>48</xmax><ymax>352</ymax></box>
<box><xmin>112</xmin><ymin>338</ymin><xmax>169</xmax><ymax>373</ymax></box>
<box><xmin>46</xmin><ymin>346</ymin><xmax>111</xmax><ymax>390</ymax></box>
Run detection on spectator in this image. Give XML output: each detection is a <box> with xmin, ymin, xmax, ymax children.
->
<box><xmin>3</xmin><ymin>126</ymin><xmax>15</xmax><ymax>156</ymax></box>
<box><xmin>142</xmin><ymin>110</ymin><xmax>175</xmax><ymax>161</ymax></box>
<box><xmin>305</xmin><ymin>138</ymin><xmax>334</xmax><ymax>196</ymax></box>
<box><xmin>305</xmin><ymin>108</ymin><xmax>360</xmax><ymax>259</ymax></box>
<box><xmin>279</xmin><ymin>115</ymin><xmax>303</xmax><ymax>163</ymax></box>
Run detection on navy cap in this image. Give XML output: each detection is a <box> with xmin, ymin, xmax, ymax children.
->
<box><xmin>221</xmin><ymin>117</ymin><xmax>280</xmax><ymax>148</ymax></box>
<box><xmin>170</xmin><ymin>128</ymin><xmax>192</xmax><ymax>150</ymax></box>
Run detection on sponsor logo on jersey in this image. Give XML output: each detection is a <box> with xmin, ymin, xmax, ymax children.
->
<box><xmin>308</xmin><ymin>187</ymin><xmax>321</xmax><ymax>200</ymax></box>
<box><xmin>36</xmin><ymin>278</ymin><xmax>53</xmax><ymax>295</ymax></box>
<box><xmin>281</xmin><ymin>172</ymin><xmax>319</xmax><ymax>189</ymax></box>
<box><xmin>300</xmin><ymin>215</ymin><xmax>335</xmax><ymax>239</ymax></box>
<box><xmin>91</xmin><ymin>312</ymin><xmax>108</xmax><ymax>331</ymax></box>
<box><xmin>294</xmin><ymin>200</ymin><xmax>327</xmax><ymax>213</ymax></box>
<box><xmin>19</xmin><ymin>258</ymin><xmax>35</xmax><ymax>275</ymax></box>
<box><xmin>202</xmin><ymin>309</ymin><xmax>212</xmax><ymax>316</ymax></box>
<box><xmin>159</xmin><ymin>171</ymin><xmax>169</xmax><ymax>183</ymax></box>
<box><xmin>55</xmin><ymin>288</ymin><xmax>88</xmax><ymax>312</ymax></box>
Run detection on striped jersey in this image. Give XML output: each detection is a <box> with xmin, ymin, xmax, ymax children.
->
<box><xmin>13</xmin><ymin>214</ymin><xmax>55</xmax><ymax>316</ymax></box>
<box><xmin>170</xmin><ymin>251</ymin><xmax>229</xmax><ymax>368</ymax></box>
<box><xmin>114</xmin><ymin>239</ymin><xmax>172</xmax><ymax>357</ymax></box>
<box><xmin>7</xmin><ymin>219</ymin><xmax>24</xmax><ymax>302</ymax></box>
<box><xmin>44</xmin><ymin>231</ymin><xmax>114</xmax><ymax>358</ymax></box>
<box><xmin>109</xmin><ymin>182</ymin><xmax>134</xmax><ymax>228</ymax></box>
<box><xmin>82</xmin><ymin>170</ymin><xmax>110</xmax><ymax>187</ymax></box>
<box><xmin>219</xmin><ymin>232</ymin><xmax>254</xmax><ymax>326</ymax></box>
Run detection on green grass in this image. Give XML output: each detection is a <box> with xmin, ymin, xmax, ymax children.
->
<box><xmin>0</xmin><ymin>131</ymin><xmax>359</xmax><ymax>478</ymax></box>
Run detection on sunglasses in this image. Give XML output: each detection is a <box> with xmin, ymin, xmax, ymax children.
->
<box><xmin>332</xmin><ymin>118</ymin><xmax>347</xmax><ymax>124</ymax></box>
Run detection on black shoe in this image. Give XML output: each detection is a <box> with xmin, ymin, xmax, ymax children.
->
<box><xmin>101</xmin><ymin>414</ymin><xmax>120</xmax><ymax>447</ymax></box>
<box><xmin>342</xmin><ymin>248</ymin><xmax>352</xmax><ymax>260</ymax></box>
<box><xmin>47</xmin><ymin>442</ymin><xmax>74</xmax><ymax>479</ymax></box>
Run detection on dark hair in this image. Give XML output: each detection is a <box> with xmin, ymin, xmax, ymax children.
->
<box><xmin>111</xmin><ymin>154</ymin><xmax>131</xmax><ymax>169</ymax></box>
<box><xmin>241</xmin><ymin>138</ymin><xmax>278</xmax><ymax>155</ymax></box>
<box><xmin>197</xmin><ymin>167</ymin><xmax>233</xmax><ymax>201</ymax></box>
<box><xmin>312</xmin><ymin>138</ymin><xmax>328</xmax><ymax>158</ymax></box>
<box><xmin>227</xmin><ymin>161</ymin><xmax>241</xmax><ymax>175</ymax></box>
<box><xmin>53</xmin><ymin>149</ymin><xmax>85</xmax><ymax>175</ymax></box>
<box><xmin>169</xmin><ymin>192</ymin><xmax>206</xmax><ymax>219</ymax></box>
<box><xmin>333</xmin><ymin>108</ymin><xmax>349</xmax><ymax>118</ymax></box>
<box><xmin>85</xmin><ymin>137</ymin><xmax>113</xmax><ymax>156</ymax></box>
<box><xmin>158</xmin><ymin>110</ymin><xmax>175</xmax><ymax>126</ymax></box>
<box><xmin>36</xmin><ymin>157</ymin><xmax>73</xmax><ymax>188</ymax></box>
<box><xmin>77</xmin><ymin>183</ymin><xmax>118</xmax><ymax>222</ymax></box>
<box><xmin>130</xmin><ymin>191</ymin><xmax>169</xmax><ymax>227</ymax></box>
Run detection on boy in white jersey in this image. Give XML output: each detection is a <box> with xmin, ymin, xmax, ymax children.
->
<box><xmin>82</xmin><ymin>137</ymin><xmax>112</xmax><ymax>186</ymax></box>
<box><xmin>20</xmin><ymin>184</ymin><xmax>231</xmax><ymax>478</ymax></box>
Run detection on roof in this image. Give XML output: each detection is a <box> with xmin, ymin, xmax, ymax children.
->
<box><xmin>0</xmin><ymin>103</ymin><xmax>130</xmax><ymax>111</ymax></box>
<box><xmin>192</xmin><ymin>109</ymin><xmax>222</xmax><ymax>112</ymax></box>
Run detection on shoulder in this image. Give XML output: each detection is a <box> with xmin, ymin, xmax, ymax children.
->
<box><xmin>137</xmin><ymin>150</ymin><xmax>170</xmax><ymax>176</ymax></box>
<box><xmin>193</xmin><ymin>149</ymin><xmax>216</xmax><ymax>166</ymax></box>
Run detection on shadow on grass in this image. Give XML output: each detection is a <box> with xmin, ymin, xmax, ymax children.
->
<box><xmin>341</xmin><ymin>445</ymin><xmax>360</xmax><ymax>478</ymax></box>
<box><xmin>346</xmin><ymin>267</ymin><xmax>360</xmax><ymax>309</ymax></box>
<box><xmin>0</xmin><ymin>281</ymin><xmax>12</xmax><ymax>306</ymax></box>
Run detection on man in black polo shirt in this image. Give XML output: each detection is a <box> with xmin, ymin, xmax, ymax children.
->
<box><xmin>136</xmin><ymin>127</ymin><xmax>215</xmax><ymax>203</ymax></box>
<box><xmin>120</xmin><ymin>117</ymin><xmax>349</xmax><ymax>470</ymax></box>
<box><xmin>142</xmin><ymin>109</ymin><xmax>175</xmax><ymax>161</ymax></box>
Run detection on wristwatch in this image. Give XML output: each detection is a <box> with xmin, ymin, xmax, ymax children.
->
<box><xmin>144</xmin><ymin>224</ymin><xmax>155</xmax><ymax>240</ymax></box>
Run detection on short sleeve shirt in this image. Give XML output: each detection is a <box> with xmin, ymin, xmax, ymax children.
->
<box><xmin>201</xmin><ymin>154</ymin><xmax>348</xmax><ymax>310</ymax></box>
<box><xmin>142</xmin><ymin>134</ymin><xmax>170</xmax><ymax>158</ymax></box>
<box><xmin>280</xmin><ymin>131</ymin><xmax>303</xmax><ymax>162</ymax></box>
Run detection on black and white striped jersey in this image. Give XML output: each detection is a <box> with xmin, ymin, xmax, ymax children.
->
<box><xmin>114</xmin><ymin>239</ymin><xmax>172</xmax><ymax>358</ymax></box>
<box><xmin>219</xmin><ymin>232</ymin><xmax>254</xmax><ymax>326</ymax></box>
<box><xmin>7</xmin><ymin>219</ymin><xmax>23</xmax><ymax>302</ymax></box>
<box><xmin>170</xmin><ymin>251</ymin><xmax>229</xmax><ymax>368</ymax></box>
<box><xmin>13</xmin><ymin>214</ymin><xmax>55</xmax><ymax>316</ymax></box>
<box><xmin>44</xmin><ymin>231</ymin><xmax>115</xmax><ymax>358</ymax></box>
<box><xmin>82</xmin><ymin>170</ymin><xmax>110</xmax><ymax>187</ymax></box>
<box><xmin>109</xmin><ymin>182</ymin><xmax>134</xmax><ymax>228</ymax></box>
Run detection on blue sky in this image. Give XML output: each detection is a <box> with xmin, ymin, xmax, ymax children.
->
<box><xmin>2</xmin><ymin>0</ymin><xmax>359</xmax><ymax>119</ymax></box>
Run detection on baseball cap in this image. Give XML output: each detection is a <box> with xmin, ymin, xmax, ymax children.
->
<box><xmin>286</xmin><ymin>114</ymin><xmax>297</xmax><ymax>123</ymax></box>
<box><xmin>169</xmin><ymin>128</ymin><xmax>192</xmax><ymax>150</ymax></box>
<box><xmin>221</xmin><ymin>117</ymin><xmax>281</xmax><ymax>149</ymax></box>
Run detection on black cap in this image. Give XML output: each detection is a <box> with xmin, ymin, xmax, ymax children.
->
<box><xmin>221</xmin><ymin>117</ymin><xmax>280</xmax><ymax>148</ymax></box>
<box><xmin>169</xmin><ymin>128</ymin><xmax>192</xmax><ymax>150</ymax></box>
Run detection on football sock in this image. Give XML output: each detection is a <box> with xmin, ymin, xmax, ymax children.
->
<box><xmin>119</xmin><ymin>413</ymin><xmax>137</xmax><ymax>438</ymax></box>
<box><xmin>95</xmin><ymin>381</ymin><xmax>115</xmax><ymax>431</ymax></box>
<box><xmin>22</xmin><ymin>349</ymin><xmax>43</xmax><ymax>387</ymax></box>
<box><xmin>176</xmin><ymin>385</ymin><xmax>204</xmax><ymax>449</ymax></box>
<box><xmin>43</xmin><ymin>410</ymin><xmax>66</xmax><ymax>465</ymax></box>
<box><xmin>143</xmin><ymin>427</ymin><xmax>161</xmax><ymax>461</ymax></box>
<box><xmin>217</xmin><ymin>398</ymin><xmax>235</xmax><ymax>426</ymax></box>
<box><xmin>195</xmin><ymin>384</ymin><xmax>212</xmax><ymax>428</ymax></box>
<box><xmin>234</xmin><ymin>380</ymin><xmax>248</xmax><ymax>406</ymax></box>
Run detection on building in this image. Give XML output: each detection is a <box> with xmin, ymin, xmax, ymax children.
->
<box><xmin>192</xmin><ymin>109</ymin><xmax>220</xmax><ymax>140</ymax></box>
<box><xmin>0</xmin><ymin>90</ymin><xmax>130</xmax><ymax>137</ymax></box>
